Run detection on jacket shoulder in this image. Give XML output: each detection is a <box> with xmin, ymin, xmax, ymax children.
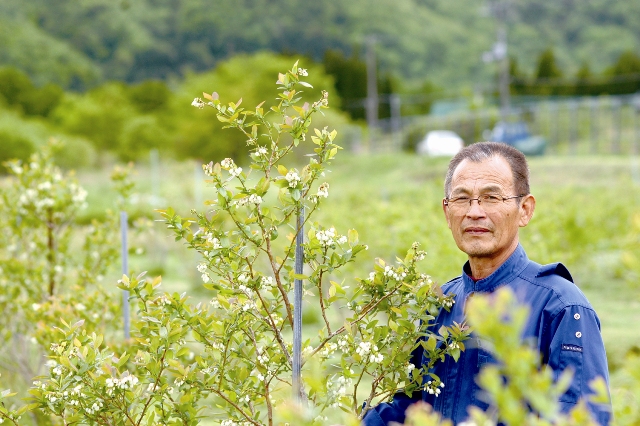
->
<box><xmin>524</xmin><ymin>261</ymin><xmax>591</xmax><ymax>308</ymax></box>
<box><xmin>536</xmin><ymin>262</ymin><xmax>573</xmax><ymax>283</ymax></box>
<box><xmin>441</xmin><ymin>275</ymin><xmax>463</xmax><ymax>293</ymax></box>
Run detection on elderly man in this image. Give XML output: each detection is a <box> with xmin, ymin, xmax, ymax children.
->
<box><xmin>363</xmin><ymin>142</ymin><xmax>611</xmax><ymax>425</ymax></box>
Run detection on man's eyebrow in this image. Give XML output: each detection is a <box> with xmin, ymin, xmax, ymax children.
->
<box><xmin>450</xmin><ymin>184</ymin><xmax>504</xmax><ymax>196</ymax></box>
<box><xmin>479</xmin><ymin>184</ymin><xmax>503</xmax><ymax>193</ymax></box>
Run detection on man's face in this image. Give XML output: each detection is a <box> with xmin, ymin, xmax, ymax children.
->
<box><xmin>442</xmin><ymin>156</ymin><xmax>535</xmax><ymax>264</ymax></box>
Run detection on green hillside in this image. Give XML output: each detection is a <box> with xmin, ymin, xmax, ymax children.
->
<box><xmin>1</xmin><ymin>0</ymin><xmax>639</xmax><ymax>90</ymax></box>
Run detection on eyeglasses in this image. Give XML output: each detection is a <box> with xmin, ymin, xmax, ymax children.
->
<box><xmin>444</xmin><ymin>194</ymin><xmax>527</xmax><ymax>211</ymax></box>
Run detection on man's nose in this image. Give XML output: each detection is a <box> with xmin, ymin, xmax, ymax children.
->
<box><xmin>465</xmin><ymin>199</ymin><xmax>487</xmax><ymax>217</ymax></box>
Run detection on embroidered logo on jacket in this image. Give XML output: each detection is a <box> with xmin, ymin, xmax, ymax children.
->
<box><xmin>561</xmin><ymin>344</ymin><xmax>583</xmax><ymax>353</ymax></box>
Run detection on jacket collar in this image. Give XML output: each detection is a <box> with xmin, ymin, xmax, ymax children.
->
<box><xmin>462</xmin><ymin>243</ymin><xmax>529</xmax><ymax>293</ymax></box>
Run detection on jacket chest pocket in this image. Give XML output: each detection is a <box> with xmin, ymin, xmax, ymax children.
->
<box><xmin>472</xmin><ymin>348</ymin><xmax>497</xmax><ymax>410</ymax></box>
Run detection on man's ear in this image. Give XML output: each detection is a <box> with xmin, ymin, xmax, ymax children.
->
<box><xmin>518</xmin><ymin>194</ymin><xmax>536</xmax><ymax>227</ymax></box>
<box><xmin>442</xmin><ymin>198</ymin><xmax>452</xmax><ymax>229</ymax></box>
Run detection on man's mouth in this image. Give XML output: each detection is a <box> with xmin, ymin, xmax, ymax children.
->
<box><xmin>464</xmin><ymin>227</ymin><xmax>490</xmax><ymax>235</ymax></box>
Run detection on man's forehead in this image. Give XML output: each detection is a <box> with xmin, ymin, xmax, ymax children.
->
<box><xmin>450</xmin><ymin>157</ymin><xmax>515</xmax><ymax>190</ymax></box>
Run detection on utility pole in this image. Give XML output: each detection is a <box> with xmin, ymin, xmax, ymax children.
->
<box><xmin>483</xmin><ymin>1</ymin><xmax>511</xmax><ymax>122</ymax></box>
<box><xmin>497</xmin><ymin>24</ymin><xmax>510</xmax><ymax>121</ymax></box>
<box><xmin>366</xmin><ymin>36</ymin><xmax>378</xmax><ymax>134</ymax></box>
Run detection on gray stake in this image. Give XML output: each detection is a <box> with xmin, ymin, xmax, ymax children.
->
<box><xmin>292</xmin><ymin>205</ymin><xmax>305</xmax><ymax>402</ymax></box>
<box><xmin>120</xmin><ymin>211</ymin><xmax>130</xmax><ymax>340</ymax></box>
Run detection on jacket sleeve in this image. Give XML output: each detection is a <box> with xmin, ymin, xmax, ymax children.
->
<box><xmin>361</xmin><ymin>339</ymin><xmax>425</xmax><ymax>425</ymax></box>
<box><xmin>362</xmin><ymin>391</ymin><xmax>421</xmax><ymax>426</ymax></box>
<box><xmin>547</xmin><ymin>305</ymin><xmax>612</xmax><ymax>425</ymax></box>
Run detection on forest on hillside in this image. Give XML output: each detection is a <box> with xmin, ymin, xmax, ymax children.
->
<box><xmin>1</xmin><ymin>0</ymin><xmax>640</xmax><ymax>169</ymax></box>
<box><xmin>1</xmin><ymin>0</ymin><xmax>639</xmax><ymax>91</ymax></box>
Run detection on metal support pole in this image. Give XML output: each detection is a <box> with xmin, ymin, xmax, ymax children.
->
<box><xmin>365</xmin><ymin>36</ymin><xmax>378</xmax><ymax>138</ymax></box>
<box><xmin>612</xmin><ymin>99</ymin><xmax>621</xmax><ymax>154</ymax></box>
<box><xmin>150</xmin><ymin>149</ymin><xmax>160</xmax><ymax>206</ymax></box>
<box><xmin>497</xmin><ymin>25</ymin><xmax>510</xmax><ymax>122</ymax></box>
<box><xmin>569</xmin><ymin>101</ymin><xmax>578</xmax><ymax>154</ymax></box>
<box><xmin>292</xmin><ymin>205</ymin><xmax>305</xmax><ymax>402</ymax></box>
<box><xmin>590</xmin><ymin>98</ymin><xmax>599</xmax><ymax>154</ymax></box>
<box><xmin>120</xmin><ymin>211</ymin><xmax>130</xmax><ymax>340</ymax></box>
<box><xmin>631</xmin><ymin>102</ymin><xmax>640</xmax><ymax>183</ymax></box>
<box><xmin>390</xmin><ymin>94</ymin><xmax>402</xmax><ymax>149</ymax></box>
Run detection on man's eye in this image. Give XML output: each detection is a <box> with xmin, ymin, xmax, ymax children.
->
<box><xmin>482</xmin><ymin>194</ymin><xmax>501</xmax><ymax>202</ymax></box>
<box><xmin>452</xmin><ymin>197</ymin><xmax>470</xmax><ymax>203</ymax></box>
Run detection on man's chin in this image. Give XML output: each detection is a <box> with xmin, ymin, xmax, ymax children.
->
<box><xmin>458</xmin><ymin>241</ymin><xmax>494</xmax><ymax>258</ymax></box>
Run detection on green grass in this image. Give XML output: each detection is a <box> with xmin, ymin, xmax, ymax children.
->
<box><xmin>71</xmin><ymin>152</ymin><xmax>640</xmax><ymax>372</ymax></box>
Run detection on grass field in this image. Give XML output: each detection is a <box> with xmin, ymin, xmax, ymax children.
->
<box><xmin>72</xmin><ymin>150</ymin><xmax>640</xmax><ymax>397</ymax></box>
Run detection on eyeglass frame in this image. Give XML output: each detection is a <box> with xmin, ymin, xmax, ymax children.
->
<box><xmin>443</xmin><ymin>193</ymin><xmax>528</xmax><ymax>210</ymax></box>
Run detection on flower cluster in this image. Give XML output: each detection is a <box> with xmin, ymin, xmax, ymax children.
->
<box><xmin>312</xmin><ymin>90</ymin><xmax>329</xmax><ymax>108</ymax></box>
<box><xmin>316</xmin><ymin>227</ymin><xmax>336</xmax><ymax>247</ymax></box>
<box><xmin>410</xmin><ymin>242</ymin><xmax>427</xmax><ymax>261</ymax></box>
<box><xmin>256</xmin><ymin>146</ymin><xmax>268</xmax><ymax>156</ymax></box>
<box><xmin>155</xmin><ymin>295</ymin><xmax>172</xmax><ymax>306</ymax></box>
<box><xmin>203</xmin><ymin>161</ymin><xmax>215</xmax><ymax>176</ymax></box>
<box><xmin>205</xmin><ymin>232</ymin><xmax>222</xmax><ymax>249</ymax></box>
<box><xmin>84</xmin><ymin>400</ymin><xmax>104</xmax><ymax>415</ymax></box>
<box><xmin>337</xmin><ymin>337</ymin><xmax>350</xmax><ymax>352</ymax></box>
<box><xmin>260</xmin><ymin>276</ymin><xmax>274</xmax><ymax>291</ymax></box>
<box><xmin>315</xmin><ymin>227</ymin><xmax>347</xmax><ymax>248</ymax></box>
<box><xmin>384</xmin><ymin>265</ymin><xmax>407</xmax><ymax>281</ymax></box>
<box><xmin>316</xmin><ymin>182</ymin><xmax>329</xmax><ymax>198</ymax></box>
<box><xmin>285</xmin><ymin>170</ymin><xmax>301</xmax><ymax>188</ymax></box>
<box><xmin>356</xmin><ymin>341</ymin><xmax>384</xmax><ymax>363</ymax></box>
<box><xmin>425</xmin><ymin>380</ymin><xmax>445</xmax><ymax>396</ymax></box>
<box><xmin>235</xmin><ymin>194</ymin><xmax>262</xmax><ymax>207</ymax></box>
<box><xmin>105</xmin><ymin>374</ymin><xmax>139</xmax><ymax>395</ymax></box>
<box><xmin>442</xmin><ymin>297</ymin><xmax>456</xmax><ymax>310</ymax></box>
<box><xmin>318</xmin><ymin>341</ymin><xmax>337</xmax><ymax>358</ymax></box>
<box><xmin>220</xmin><ymin>158</ymin><xmax>242</xmax><ymax>177</ymax></box>
<box><xmin>326</xmin><ymin>375</ymin><xmax>352</xmax><ymax>407</ymax></box>
<box><xmin>298</xmin><ymin>68</ymin><xmax>308</xmax><ymax>76</ymax></box>
<box><xmin>191</xmin><ymin>98</ymin><xmax>205</xmax><ymax>108</ymax></box>
<box><xmin>221</xmin><ymin>419</ymin><xmax>253</xmax><ymax>426</ymax></box>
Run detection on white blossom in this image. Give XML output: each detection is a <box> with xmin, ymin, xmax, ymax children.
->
<box><xmin>260</xmin><ymin>276</ymin><xmax>274</xmax><ymax>291</ymax></box>
<box><xmin>316</xmin><ymin>182</ymin><xmax>329</xmax><ymax>198</ymax></box>
<box><xmin>316</xmin><ymin>227</ymin><xmax>336</xmax><ymax>247</ymax></box>
<box><xmin>285</xmin><ymin>170</ymin><xmax>301</xmax><ymax>188</ymax></box>
<box><xmin>191</xmin><ymin>98</ymin><xmax>205</xmax><ymax>108</ymax></box>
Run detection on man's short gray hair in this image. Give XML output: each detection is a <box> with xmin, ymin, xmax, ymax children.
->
<box><xmin>444</xmin><ymin>142</ymin><xmax>530</xmax><ymax>198</ymax></box>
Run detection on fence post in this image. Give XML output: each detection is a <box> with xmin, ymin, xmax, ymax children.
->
<box><xmin>390</xmin><ymin>94</ymin><xmax>402</xmax><ymax>150</ymax></box>
<box><xmin>150</xmin><ymin>149</ymin><xmax>161</xmax><ymax>206</ymax></box>
<box><xmin>292</xmin><ymin>205</ymin><xmax>305</xmax><ymax>402</ymax></box>
<box><xmin>120</xmin><ymin>211</ymin><xmax>130</xmax><ymax>340</ymax></box>
<box><xmin>612</xmin><ymin>98</ymin><xmax>621</xmax><ymax>154</ymax></box>
<box><xmin>631</xmin><ymin>95</ymin><xmax>640</xmax><ymax>155</ymax></box>
<box><xmin>590</xmin><ymin>97</ymin><xmax>599</xmax><ymax>154</ymax></box>
<box><xmin>569</xmin><ymin>100</ymin><xmax>578</xmax><ymax>154</ymax></box>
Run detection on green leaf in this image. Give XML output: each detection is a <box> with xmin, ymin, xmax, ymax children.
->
<box><xmin>117</xmin><ymin>352</ymin><xmax>130</xmax><ymax>367</ymax></box>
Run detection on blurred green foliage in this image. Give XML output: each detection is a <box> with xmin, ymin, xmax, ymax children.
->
<box><xmin>0</xmin><ymin>53</ymin><xmax>351</xmax><ymax>165</ymax></box>
<box><xmin>511</xmin><ymin>48</ymin><xmax>640</xmax><ymax>97</ymax></box>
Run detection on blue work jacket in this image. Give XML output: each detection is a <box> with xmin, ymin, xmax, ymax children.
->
<box><xmin>363</xmin><ymin>244</ymin><xmax>611</xmax><ymax>425</ymax></box>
